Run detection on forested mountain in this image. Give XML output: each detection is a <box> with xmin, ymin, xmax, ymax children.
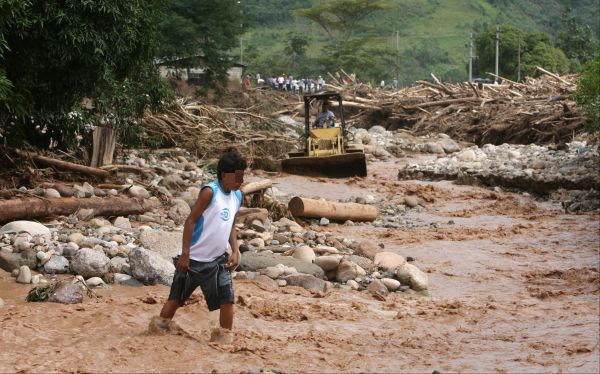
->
<box><xmin>239</xmin><ymin>0</ymin><xmax>599</xmax><ymax>85</ymax></box>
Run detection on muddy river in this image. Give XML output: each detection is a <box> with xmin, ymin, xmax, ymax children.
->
<box><xmin>1</xmin><ymin>156</ymin><xmax>598</xmax><ymax>373</ymax></box>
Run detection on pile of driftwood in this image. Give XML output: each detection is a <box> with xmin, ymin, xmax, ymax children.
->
<box><xmin>277</xmin><ymin>68</ymin><xmax>585</xmax><ymax>145</ymax></box>
<box><xmin>142</xmin><ymin>100</ymin><xmax>298</xmax><ymax>166</ymax></box>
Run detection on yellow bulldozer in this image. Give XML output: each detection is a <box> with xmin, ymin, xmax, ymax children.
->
<box><xmin>281</xmin><ymin>92</ymin><xmax>367</xmax><ymax>177</ymax></box>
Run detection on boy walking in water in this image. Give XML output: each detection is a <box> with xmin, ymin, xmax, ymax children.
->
<box><xmin>151</xmin><ymin>150</ymin><xmax>246</xmax><ymax>337</ymax></box>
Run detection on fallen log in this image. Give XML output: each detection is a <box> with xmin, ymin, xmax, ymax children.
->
<box><xmin>241</xmin><ymin>179</ymin><xmax>272</xmax><ymax>195</ymax></box>
<box><xmin>0</xmin><ymin>196</ymin><xmax>145</xmax><ymax>223</ymax></box>
<box><xmin>288</xmin><ymin>197</ymin><xmax>377</xmax><ymax>222</ymax></box>
<box><xmin>15</xmin><ymin>149</ymin><xmax>110</xmax><ymax>179</ymax></box>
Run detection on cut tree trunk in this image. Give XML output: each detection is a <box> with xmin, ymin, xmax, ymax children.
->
<box><xmin>0</xmin><ymin>196</ymin><xmax>144</xmax><ymax>223</ymax></box>
<box><xmin>90</xmin><ymin>127</ymin><xmax>116</xmax><ymax>167</ymax></box>
<box><xmin>288</xmin><ymin>197</ymin><xmax>377</xmax><ymax>222</ymax></box>
<box><xmin>15</xmin><ymin>149</ymin><xmax>110</xmax><ymax>179</ymax></box>
<box><xmin>241</xmin><ymin>179</ymin><xmax>272</xmax><ymax>194</ymax></box>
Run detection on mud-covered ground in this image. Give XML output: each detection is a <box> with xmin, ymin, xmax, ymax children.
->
<box><xmin>1</xmin><ymin>157</ymin><xmax>599</xmax><ymax>373</ymax></box>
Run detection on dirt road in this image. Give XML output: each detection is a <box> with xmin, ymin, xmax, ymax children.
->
<box><xmin>1</xmin><ymin>156</ymin><xmax>598</xmax><ymax>373</ymax></box>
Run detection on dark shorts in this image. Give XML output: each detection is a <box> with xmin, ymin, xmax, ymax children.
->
<box><xmin>167</xmin><ymin>253</ymin><xmax>234</xmax><ymax>311</ymax></box>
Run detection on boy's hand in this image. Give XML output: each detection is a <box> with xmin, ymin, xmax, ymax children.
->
<box><xmin>176</xmin><ymin>254</ymin><xmax>189</xmax><ymax>273</ymax></box>
<box><xmin>225</xmin><ymin>250</ymin><xmax>240</xmax><ymax>271</ymax></box>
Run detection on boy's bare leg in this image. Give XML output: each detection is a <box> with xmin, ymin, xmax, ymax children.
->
<box><xmin>160</xmin><ymin>299</ymin><xmax>181</xmax><ymax>319</ymax></box>
<box><xmin>219</xmin><ymin>303</ymin><xmax>234</xmax><ymax>329</ymax></box>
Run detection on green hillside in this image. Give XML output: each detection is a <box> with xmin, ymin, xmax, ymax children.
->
<box><xmin>239</xmin><ymin>0</ymin><xmax>599</xmax><ymax>84</ymax></box>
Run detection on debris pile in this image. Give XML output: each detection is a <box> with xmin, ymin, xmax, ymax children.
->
<box><xmin>142</xmin><ymin>100</ymin><xmax>298</xmax><ymax>166</ymax></box>
<box><xmin>279</xmin><ymin>69</ymin><xmax>586</xmax><ymax>146</ymax></box>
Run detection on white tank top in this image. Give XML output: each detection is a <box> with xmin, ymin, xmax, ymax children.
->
<box><xmin>186</xmin><ymin>180</ymin><xmax>242</xmax><ymax>262</ymax></box>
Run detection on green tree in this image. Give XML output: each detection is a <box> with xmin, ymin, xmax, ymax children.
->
<box><xmin>157</xmin><ymin>0</ymin><xmax>245</xmax><ymax>92</ymax></box>
<box><xmin>556</xmin><ymin>7</ymin><xmax>599</xmax><ymax>72</ymax></box>
<box><xmin>283</xmin><ymin>32</ymin><xmax>310</xmax><ymax>69</ymax></box>
<box><xmin>473</xmin><ymin>24</ymin><xmax>568</xmax><ymax>81</ymax></box>
<box><xmin>0</xmin><ymin>0</ymin><xmax>171</xmax><ymax>148</ymax></box>
<box><xmin>294</xmin><ymin>0</ymin><xmax>391</xmax><ymax>74</ymax></box>
<box><xmin>575</xmin><ymin>51</ymin><xmax>600</xmax><ymax>131</ymax></box>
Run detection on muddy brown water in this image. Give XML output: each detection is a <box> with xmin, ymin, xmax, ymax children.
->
<box><xmin>1</xmin><ymin>156</ymin><xmax>598</xmax><ymax>373</ymax></box>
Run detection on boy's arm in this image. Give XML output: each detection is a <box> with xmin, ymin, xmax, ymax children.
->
<box><xmin>177</xmin><ymin>187</ymin><xmax>213</xmax><ymax>272</ymax></box>
<box><xmin>225</xmin><ymin>224</ymin><xmax>240</xmax><ymax>270</ymax></box>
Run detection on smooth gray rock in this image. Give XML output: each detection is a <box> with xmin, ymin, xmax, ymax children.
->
<box><xmin>336</xmin><ymin>260</ymin><xmax>366</xmax><ymax>282</ymax></box>
<box><xmin>168</xmin><ymin>199</ymin><xmax>191</xmax><ymax>225</ymax></box>
<box><xmin>314</xmin><ymin>255</ymin><xmax>341</xmax><ymax>271</ymax></box>
<box><xmin>138</xmin><ymin>230</ymin><xmax>182</xmax><ymax>259</ymax></box>
<box><xmin>439</xmin><ymin>138</ymin><xmax>460</xmax><ymax>153</ymax></box>
<box><xmin>0</xmin><ymin>248</ymin><xmax>37</xmax><ymax>272</ymax></box>
<box><xmin>367</xmin><ymin>279</ymin><xmax>389</xmax><ymax>296</ymax></box>
<box><xmin>424</xmin><ymin>142</ymin><xmax>445</xmax><ymax>154</ymax></box>
<box><xmin>404</xmin><ymin>196</ymin><xmax>419</xmax><ymax>208</ymax></box>
<box><xmin>45</xmin><ymin>188</ymin><xmax>61</xmax><ymax>198</ymax></box>
<box><xmin>342</xmin><ymin>255</ymin><xmax>375</xmax><ymax>272</ymax></box>
<box><xmin>374</xmin><ymin>251</ymin><xmax>406</xmax><ymax>271</ymax></box>
<box><xmin>16</xmin><ymin>265</ymin><xmax>32</xmax><ymax>284</ymax></box>
<box><xmin>114</xmin><ymin>273</ymin><xmax>143</xmax><ymax>287</ymax></box>
<box><xmin>128</xmin><ymin>247</ymin><xmax>175</xmax><ymax>285</ymax></box>
<box><xmin>0</xmin><ymin>221</ymin><xmax>50</xmax><ymax>236</ymax></box>
<box><xmin>284</xmin><ymin>274</ymin><xmax>327</xmax><ymax>292</ymax></box>
<box><xmin>113</xmin><ymin>217</ymin><xmax>132</xmax><ymax>230</ymax></box>
<box><xmin>70</xmin><ymin>248</ymin><xmax>110</xmax><ymax>278</ymax></box>
<box><xmin>238</xmin><ymin>252</ymin><xmax>324</xmax><ymax>278</ymax></box>
<box><xmin>292</xmin><ymin>245</ymin><xmax>316</xmax><ymax>263</ymax></box>
<box><xmin>128</xmin><ymin>185</ymin><xmax>150</xmax><ymax>199</ymax></box>
<box><xmin>43</xmin><ymin>255</ymin><xmax>70</xmax><ymax>274</ymax></box>
<box><xmin>355</xmin><ymin>241</ymin><xmax>381</xmax><ymax>260</ymax></box>
<box><xmin>396</xmin><ymin>263</ymin><xmax>429</xmax><ymax>291</ymax></box>
<box><xmin>381</xmin><ymin>277</ymin><xmax>401</xmax><ymax>291</ymax></box>
<box><xmin>49</xmin><ymin>283</ymin><xmax>85</xmax><ymax>304</ymax></box>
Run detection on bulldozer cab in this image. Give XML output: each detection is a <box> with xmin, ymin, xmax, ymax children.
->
<box><xmin>281</xmin><ymin>92</ymin><xmax>367</xmax><ymax>177</ymax></box>
<box><xmin>304</xmin><ymin>92</ymin><xmax>347</xmax><ymax>157</ymax></box>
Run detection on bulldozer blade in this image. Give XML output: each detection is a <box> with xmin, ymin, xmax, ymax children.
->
<box><xmin>281</xmin><ymin>152</ymin><xmax>367</xmax><ymax>178</ymax></box>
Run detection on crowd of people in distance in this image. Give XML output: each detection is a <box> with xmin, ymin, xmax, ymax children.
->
<box><xmin>244</xmin><ymin>73</ymin><xmax>326</xmax><ymax>94</ymax></box>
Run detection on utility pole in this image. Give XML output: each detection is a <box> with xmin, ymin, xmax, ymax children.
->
<box><xmin>469</xmin><ymin>32</ymin><xmax>474</xmax><ymax>82</ymax></box>
<box><xmin>395</xmin><ymin>30</ymin><xmax>399</xmax><ymax>87</ymax></box>
<box><xmin>517</xmin><ymin>39</ymin><xmax>521</xmax><ymax>82</ymax></box>
<box><xmin>495</xmin><ymin>22</ymin><xmax>500</xmax><ymax>84</ymax></box>
<box><xmin>238</xmin><ymin>1</ymin><xmax>243</xmax><ymax>65</ymax></box>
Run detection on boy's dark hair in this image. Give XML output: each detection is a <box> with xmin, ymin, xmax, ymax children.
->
<box><xmin>217</xmin><ymin>149</ymin><xmax>247</xmax><ymax>180</ymax></box>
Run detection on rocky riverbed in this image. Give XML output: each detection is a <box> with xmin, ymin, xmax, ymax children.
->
<box><xmin>0</xmin><ymin>132</ymin><xmax>598</xmax><ymax>373</ymax></box>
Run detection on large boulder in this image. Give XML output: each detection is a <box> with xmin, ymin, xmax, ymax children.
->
<box><xmin>423</xmin><ymin>142</ymin><xmax>445</xmax><ymax>154</ymax></box>
<box><xmin>0</xmin><ymin>221</ymin><xmax>50</xmax><ymax>236</ymax></box>
<box><xmin>44</xmin><ymin>255</ymin><xmax>70</xmax><ymax>274</ymax></box>
<box><xmin>238</xmin><ymin>252</ymin><xmax>324</xmax><ymax>278</ymax></box>
<box><xmin>314</xmin><ymin>255</ymin><xmax>341</xmax><ymax>271</ymax></box>
<box><xmin>374</xmin><ymin>252</ymin><xmax>406</xmax><ymax>271</ymax></box>
<box><xmin>70</xmin><ymin>248</ymin><xmax>110</xmax><ymax>278</ymax></box>
<box><xmin>396</xmin><ymin>263</ymin><xmax>429</xmax><ymax>291</ymax></box>
<box><xmin>342</xmin><ymin>255</ymin><xmax>375</xmax><ymax>272</ymax></box>
<box><xmin>292</xmin><ymin>245</ymin><xmax>316</xmax><ymax>263</ymax></box>
<box><xmin>16</xmin><ymin>265</ymin><xmax>32</xmax><ymax>284</ymax></box>
<box><xmin>354</xmin><ymin>241</ymin><xmax>381</xmax><ymax>260</ymax></box>
<box><xmin>168</xmin><ymin>199</ymin><xmax>191</xmax><ymax>225</ymax></box>
<box><xmin>138</xmin><ymin>230</ymin><xmax>182</xmax><ymax>259</ymax></box>
<box><xmin>336</xmin><ymin>260</ymin><xmax>366</xmax><ymax>282</ymax></box>
<box><xmin>49</xmin><ymin>283</ymin><xmax>85</xmax><ymax>304</ymax></box>
<box><xmin>367</xmin><ymin>279</ymin><xmax>389</xmax><ymax>298</ymax></box>
<box><xmin>128</xmin><ymin>247</ymin><xmax>175</xmax><ymax>285</ymax></box>
<box><xmin>0</xmin><ymin>248</ymin><xmax>37</xmax><ymax>272</ymax></box>
<box><xmin>284</xmin><ymin>274</ymin><xmax>328</xmax><ymax>292</ymax></box>
<box><xmin>438</xmin><ymin>138</ymin><xmax>460</xmax><ymax>153</ymax></box>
